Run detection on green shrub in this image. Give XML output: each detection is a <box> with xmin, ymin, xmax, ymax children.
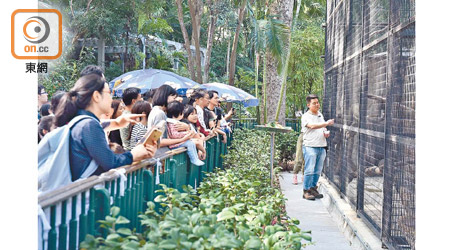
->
<box><xmin>275</xmin><ymin>131</ymin><xmax>300</xmax><ymax>171</ymax></box>
<box><xmin>81</xmin><ymin>129</ymin><xmax>311</xmax><ymax>249</ymax></box>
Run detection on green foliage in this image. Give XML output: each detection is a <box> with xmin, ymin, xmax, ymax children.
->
<box><xmin>105</xmin><ymin>61</ymin><xmax>125</xmax><ymax>81</ymax></box>
<box><xmin>81</xmin><ymin>129</ymin><xmax>311</xmax><ymax>249</ymax></box>
<box><xmin>275</xmin><ymin>131</ymin><xmax>300</xmax><ymax>169</ymax></box>
<box><xmin>286</xmin><ymin>22</ymin><xmax>325</xmax><ymax>117</ymax></box>
<box><xmin>38</xmin><ymin>47</ymin><xmax>96</xmax><ymax>97</ymax></box>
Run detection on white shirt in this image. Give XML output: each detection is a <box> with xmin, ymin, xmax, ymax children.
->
<box><xmin>195</xmin><ymin>105</ymin><xmax>208</xmax><ymax>131</ymax></box>
<box><xmin>301</xmin><ymin>111</ymin><xmax>327</xmax><ymax>147</ymax></box>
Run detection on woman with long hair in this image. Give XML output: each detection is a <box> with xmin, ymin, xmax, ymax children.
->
<box><xmin>189</xmin><ymin>89</ymin><xmax>212</xmax><ymax>136</ymax></box>
<box><xmin>108</xmin><ymin>99</ymin><xmax>125</xmax><ymax>145</ymax></box>
<box><xmin>54</xmin><ymin>74</ymin><xmax>156</xmax><ymax>181</ymax></box>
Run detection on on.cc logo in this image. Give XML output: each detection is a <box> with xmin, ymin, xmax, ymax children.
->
<box><xmin>11</xmin><ymin>9</ymin><xmax>62</xmax><ymax>60</ymax></box>
<box><xmin>23</xmin><ymin>16</ymin><xmax>50</xmax><ymax>44</ymax></box>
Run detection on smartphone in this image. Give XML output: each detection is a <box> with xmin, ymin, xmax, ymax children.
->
<box><xmin>139</xmin><ymin>120</ymin><xmax>166</xmax><ymax>146</ymax></box>
<box><xmin>143</xmin><ymin>128</ymin><xmax>163</xmax><ymax>146</ymax></box>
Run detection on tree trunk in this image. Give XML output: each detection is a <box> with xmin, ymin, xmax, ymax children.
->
<box><xmin>263</xmin><ymin>52</ymin><xmax>267</xmax><ymax>124</ymax></box>
<box><xmin>275</xmin><ymin>0</ymin><xmax>301</xmax><ymax>122</ymax></box>
<box><xmin>204</xmin><ymin>0</ymin><xmax>217</xmax><ymax>83</ymax></box>
<box><xmin>255</xmin><ymin>52</ymin><xmax>261</xmax><ymax>124</ymax></box>
<box><xmin>226</xmin><ymin>37</ymin><xmax>231</xmax><ymax>77</ymax></box>
<box><xmin>176</xmin><ymin>0</ymin><xmax>196</xmax><ymax>80</ymax></box>
<box><xmin>188</xmin><ymin>0</ymin><xmax>203</xmax><ymax>83</ymax></box>
<box><xmin>265</xmin><ymin>0</ymin><xmax>294</xmax><ymax>125</ymax></box>
<box><xmin>97</xmin><ymin>35</ymin><xmax>105</xmax><ymax>69</ymax></box>
<box><xmin>228</xmin><ymin>0</ymin><xmax>246</xmax><ymax>87</ymax></box>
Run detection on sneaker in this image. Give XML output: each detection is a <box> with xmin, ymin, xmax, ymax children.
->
<box><xmin>303</xmin><ymin>189</ymin><xmax>315</xmax><ymax>200</ymax></box>
<box><xmin>310</xmin><ymin>186</ymin><xmax>323</xmax><ymax>199</ymax></box>
<box><xmin>191</xmin><ymin>159</ymin><xmax>205</xmax><ymax>166</ymax></box>
<box><xmin>292</xmin><ymin>175</ymin><xmax>298</xmax><ymax>185</ymax></box>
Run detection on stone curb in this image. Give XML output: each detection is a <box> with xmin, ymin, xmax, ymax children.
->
<box><xmin>318</xmin><ymin>178</ymin><xmax>384</xmax><ymax>250</ymax></box>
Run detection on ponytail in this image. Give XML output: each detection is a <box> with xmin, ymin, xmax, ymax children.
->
<box><xmin>54</xmin><ymin>74</ymin><xmax>106</xmax><ymax>127</ymax></box>
<box><xmin>188</xmin><ymin>89</ymin><xmax>207</xmax><ymax>106</ymax></box>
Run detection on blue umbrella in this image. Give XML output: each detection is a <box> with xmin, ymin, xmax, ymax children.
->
<box><xmin>109</xmin><ymin>69</ymin><xmax>203</xmax><ymax>97</ymax></box>
<box><xmin>199</xmin><ymin>82</ymin><xmax>259</xmax><ymax>107</ymax></box>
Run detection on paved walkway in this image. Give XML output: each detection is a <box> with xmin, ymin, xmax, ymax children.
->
<box><xmin>279</xmin><ymin>172</ymin><xmax>355</xmax><ymax>250</ymax></box>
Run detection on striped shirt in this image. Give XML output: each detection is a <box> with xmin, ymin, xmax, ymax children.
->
<box><xmin>129</xmin><ymin>123</ymin><xmax>148</xmax><ymax>150</ymax></box>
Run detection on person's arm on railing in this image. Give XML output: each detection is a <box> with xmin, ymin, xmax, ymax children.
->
<box><xmin>72</xmin><ymin>119</ymin><xmax>156</xmax><ymax>178</ymax></box>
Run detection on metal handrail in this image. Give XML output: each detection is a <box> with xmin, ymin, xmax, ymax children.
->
<box><xmin>38</xmin><ymin>135</ymin><xmax>214</xmax><ymax>209</ymax></box>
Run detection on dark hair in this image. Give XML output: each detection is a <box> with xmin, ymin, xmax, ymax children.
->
<box><xmin>54</xmin><ymin>74</ymin><xmax>106</xmax><ymax>127</ymax></box>
<box><xmin>38</xmin><ymin>84</ymin><xmax>45</xmax><ymax>95</ymax></box>
<box><xmin>51</xmin><ymin>91</ymin><xmax>66</xmax><ymax>114</ymax></box>
<box><xmin>111</xmin><ymin>99</ymin><xmax>122</xmax><ymax>119</ymax></box>
<box><xmin>127</xmin><ymin>100</ymin><xmax>152</xmax><ymax>140</ymax></box>
<box><xmin>208</xmin><ymin>90</ymin><xmax>219</xmax><ymax>99</ymax></box>
<box><xmin>183</xmin><ymin>105</ymin><xmax>196</xmax><ymax>119</ymax></box>
<box><xmin>122</xmin><ymin>87</ymin><xmax>141</xmax><ymax>106</ymax></box>
<box><xmin>80</xmin><ymin>65</ymin><xmax>104</xmax><ymax>78</ymax></box>
<box><xmin>152</xmin><ymin>85</ymin><xmax>177</xmax><ymax>107</ymax></box>
<box><xmin>167</xmin><ymin>101</ymin><xmax>185</xmax><ymax>118</ymax></box>
<box><xmin>38</xmin><ymin>116</ymin><xmax>54</xmax><ymax>143</ymax></box>
<box><xmin>143</xmin><ymin>89</ymin><xmax>156</xmax><ymax>102</ymax></box>
<box><xmin>188</xmin><ymin>89</ymin><xmax>208</xmax><ymax>105</ymax></box>
<box><xmin>40</xmin><ymin>103</ymin><xmax>51</xmax><ymax>117</ymax></box>
<box><xmin>306</xmin><ymin>94</ymin><xmax>319</xmax><ymax>104</ymax></box>
<box><xmin>131</xmin><ymin>100</ymin><xmax>152</xmax><ymax>118</ymax></box>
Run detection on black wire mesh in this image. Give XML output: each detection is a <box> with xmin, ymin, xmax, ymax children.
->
<box><xmin>323</xmin><ymin>0</ymin><xmax>415</xmax><ymax>249</ymax></box>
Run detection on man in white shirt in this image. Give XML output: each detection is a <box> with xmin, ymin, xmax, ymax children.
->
<box><xmin>301</xmin><ymin>94</ymin><xmax>334</xmax><ymax>200</ymax></box>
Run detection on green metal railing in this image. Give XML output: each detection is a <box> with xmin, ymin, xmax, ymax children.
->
<box><xmin>38</xmin><ymin>134</ymin><xmax>230</xmax><ymax>250</ymax></box>
<box><xmin>285</xmin><ymin>118</ymin><xmax>301</xmax><ymax>132</ymax></box>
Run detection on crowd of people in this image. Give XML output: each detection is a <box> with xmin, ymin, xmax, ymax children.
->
<box><xmin>37</xmin><ymin>65</ymin><xmax>234</xmax><ymax>182</ymax></box>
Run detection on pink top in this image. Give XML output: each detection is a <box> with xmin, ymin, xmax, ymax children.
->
<box><xmin>166</xmin><ymin>120</ymin><xmax>188</xmax><ymax>149</ymax></box>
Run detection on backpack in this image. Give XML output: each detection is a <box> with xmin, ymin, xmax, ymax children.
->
<box><xmin>38</xmin><ymin>115</ymin><xmax>99</xmax><ymax>195</ymax></box>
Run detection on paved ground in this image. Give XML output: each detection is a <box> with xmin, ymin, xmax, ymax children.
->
<box><xmin>279</xmin><ymin>172</ymin><xmax>356</xmax><ymax>250</ymax></box>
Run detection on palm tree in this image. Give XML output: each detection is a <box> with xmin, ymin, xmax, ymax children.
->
<box><xmin>248</xmin><ymin>0</ymin><xmax>290</xmax><ymax>124</ymax></box>
<box><xmin>274</xmin><ymin>0</ymin><xmax>301</xmax><ymax>121</ymax></box>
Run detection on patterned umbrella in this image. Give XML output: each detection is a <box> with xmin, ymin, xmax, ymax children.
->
<box><xmin>199</xmin><ymin>82</ymin><xmax>259</xmax><ymax>107</ymax></box>
<box><xmin>109</xmin><ymin>69</ymin><xmax>204</xmax><ymax>97</ymax></box>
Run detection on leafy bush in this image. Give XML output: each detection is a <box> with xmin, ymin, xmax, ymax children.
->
<box><xmin>275</xmin><ymin>131</ymin><xmax>300</xmax><ymax>171</ymax></box>
<box><xmin>38</xmin><ymin>47</ymin><xmax>97</xmax><ymax>97</ymax></box>
<box><xmin>81</xmin><ymin>129</ymin><xmax>311</xmax><ymax>249</ymax></box>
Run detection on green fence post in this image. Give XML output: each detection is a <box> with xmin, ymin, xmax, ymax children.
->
<box><xmin>215</xmin><ymin>136</ymin><xmax>220</xmax><ymax>170</ymax></box>
<box><xmin>48</xmin><ymin>205</ymin><xmax>57</xmax><ymax>250</ymax></box>
<box><xmin>143</xmin><ymin>168</ymin><xmax>154</xmax><ymax>203</ymax></box>
<box><xmin>69</xmin><ymin>196</ymin><xmax>78</xmax><ymax>250</ymax></box>
<box><xmin>94</xmin><ymin>188</ymin><xmax>111</xmax><ymax>238</ymax></box>
<box><xmin>136</xmin><ymin>169</ymin><xmax>143</xmax><ymax>233</ymax></box>
<box><xmin>87</xmin><ymin>189</ymin><xmax>96</xmax><ymax>236</ymax></box>
<box><xmin>131</xmin><ymin>172</ymin><xmax>137</xmax><ymax>229</ymax></box>
<box><xmin>79</xmin><ymin>191</ymin><xmax>87</xmax><ymax>245</ymax></box>
<box><xmin>58</xmin><ymin>200</ymin><xmax>67</xmax><ymax>250</ymax></box>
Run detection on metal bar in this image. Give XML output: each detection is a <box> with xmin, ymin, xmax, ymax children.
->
<box><xmin>48</xmin><ymin>205</ymin><xmax>57</xmax><ymax>250</ymax></box>
<box><xmin>58</xmin><ymin>200</ymin><xmax>67</xmax><ymax>250</ymax></box>
<box><xmin>325</xmin><ymin>19</ymin><xmax>416</xmax><ymax>74</ymax></box>
<box><xmin>69</xmin><ymin>195</ymin><xmax>78</xmax><ymax>250</ymax></box>
<box><xmin>270</xmin><ymin>132</ymin><xmax>275</xmax><ymax>187</ymax></box>
<box><xmin>332</xmin><ymin>123</ymin><xmax>414</xmax><ymax>146</ymax></box>
<box><xmin>78</xmin><ymin>192</ymin><xmax>87</xmax><ymax>245</ymax></box>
